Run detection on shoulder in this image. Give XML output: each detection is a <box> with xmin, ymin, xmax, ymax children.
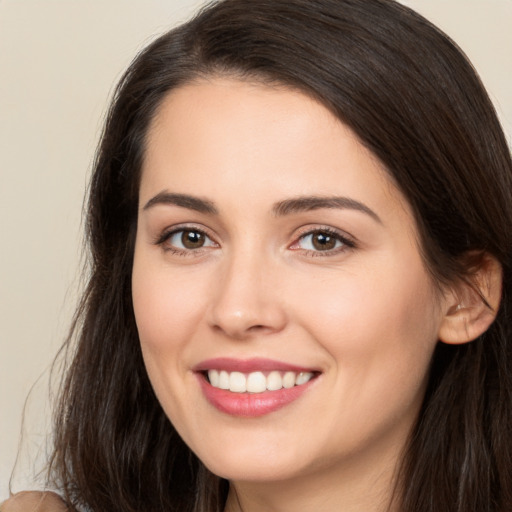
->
<box><xmin>1</xmin><ymin>492</ymin><xmax>68</xmax><ymax>512</ymax></box>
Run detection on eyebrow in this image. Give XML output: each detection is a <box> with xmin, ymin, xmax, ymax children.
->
<box><xmin>143</xmin><ymin>192</ymin><xmax>218</xmax><ymax>215</ymax></box>
<box><xmin>142</xmin><ymin>191</ymin><xmax>381</xmax><ymax>224</ymax></box>
<box><xmin>272</xmin><ymin>196</ymin><xmax>382</xmax><ymax>224</ymax></box>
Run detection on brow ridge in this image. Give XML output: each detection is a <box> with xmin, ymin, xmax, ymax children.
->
<box><xmin>143</xmin><ymin>192</ymin><xmax>380</xmax><ymax>224</ymax></box>
<box><xmin>143</xmin><ymin>191</ymin><xmax>218</xmax><ymax>215</ymax></box>
<box><xmin>272</xmin><ymin>195</ymin><xmax>381</xmax><ymax>223</ymax></box>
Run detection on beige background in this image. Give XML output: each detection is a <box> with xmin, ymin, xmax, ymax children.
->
<box><xmin>1</xmin><ymin>0</ymin><xmax>511</xmax><ymax>500</ymax></box>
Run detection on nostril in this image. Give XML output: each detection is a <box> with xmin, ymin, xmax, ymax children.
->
<box><xmin>208</xmin><ymin>297</ymin><xmax>288</xmax><ymax>339</ymax></box>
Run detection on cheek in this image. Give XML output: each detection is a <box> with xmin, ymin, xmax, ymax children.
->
<box><xmin>292</xmin><ymin>255</ymin><xmax>440</xmax><ymax>409</ymax></box>
<box><xmin>297</xmin><ymin>260</ymin><xmax>438</xmax><ymax>344</ymax></box>
<box><xmin>131</xmin><ymin>250</ymin><xmax>212</xmax><ymax>433</ymax></box>
<box><xmin>131</xmin><ymin>249</ymin><xmax>215</xmax><ymax>409</ymax></box>
<box><xmin>132</xmin><ymin>257</ymin><xmax>206</xmax><ymax>352</ymax></box>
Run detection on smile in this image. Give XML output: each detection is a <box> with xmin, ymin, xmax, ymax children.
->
<box><xmin>207</xmin><ymin>369</ymin><xmax>314</xmax><ymax>393</ymax></box>
<box><xmin>194</xmin><ymin>358</ymin><xmax>320</xmax><ymax>417</ymax></box>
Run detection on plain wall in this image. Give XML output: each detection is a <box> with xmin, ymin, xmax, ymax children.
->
<box><xmin>1</xmin><ymin>0</ymin><xmax>511</xmax><ymax>500</ymax></box>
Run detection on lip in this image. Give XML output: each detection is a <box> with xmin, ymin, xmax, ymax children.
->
<box><xmin>193</xmin><ymin>357</ymin><xmax>318</xmax><ymax>374</ymax></box>
<box><xmin>194</xmin><ymin>358</ymin><xmax>320</xmax><ymax>417</ymax></box>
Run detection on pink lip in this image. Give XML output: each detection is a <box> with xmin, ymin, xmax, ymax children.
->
<box><xmin>193</xmin><ymin>358</ymin><xmax>319</xmax><ymax>418</ymax></box>
<box><xmin>193</xmin><ymin>357</ymin><xmax>316</xmax><ymax>373</ymax></box>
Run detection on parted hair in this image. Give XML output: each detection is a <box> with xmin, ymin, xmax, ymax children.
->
<box><xmin>49</xmin><ymin>1</ymin><xmax>512</xmax><ymax>511</ymax></box>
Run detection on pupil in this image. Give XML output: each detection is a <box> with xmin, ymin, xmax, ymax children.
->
<box><xmin>182</xmin><ymin>230</ymin><xmax>204</xmax><ymax>249</ymax></box>
<box><xmin>312</xmin><ymin>232</ymin><xmax>336</xmax><ymax>251</ymax></box>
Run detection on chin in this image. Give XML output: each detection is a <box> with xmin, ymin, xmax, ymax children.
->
<box><xmin>191</xmin><ymin>433</ymin><xmax>318</xmax><ymax>483</ymax></box>
<box><xmin>205</xmin><ymin>457</ymin><xmax>306</xmax><ymax>483</ymax></box>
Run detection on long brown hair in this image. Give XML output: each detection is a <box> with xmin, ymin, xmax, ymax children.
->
<box><xmin>49</xmin><ymin>1</ymin><xmax>512</xmax><ymax>511</ymax></box>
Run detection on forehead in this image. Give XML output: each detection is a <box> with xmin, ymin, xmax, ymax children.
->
<box><xmin>140</xmin><ymin>78</ymin><xmax>410</xmax><ymax>226</ymax></box>
<box><xmin>144</xmin><ymin>78</ymin><xmax>345</xmax><ymax>173</ymax></box>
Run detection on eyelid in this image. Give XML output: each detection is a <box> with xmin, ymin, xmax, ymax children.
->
<box><xmin>152</xmin><ymin>223</ymin><xmax>356</xmax><ymax>257</ymax></box>
<box><xmin>153</xmin><ymin>223</ymin><xmax>219</xmax><ymax>252</ymax></box>
<box><xmin>289</xmin><ymin>225</ymin><xmax>357</xmax><ymax>254</ymax></box>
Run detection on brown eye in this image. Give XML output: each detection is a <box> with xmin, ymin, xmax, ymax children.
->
<box><xmin>293</xmin><ymin>229</ymin><xmax>350</xmax><ymax>254</ymax></box>
<box><xmin>181</xmin><ymin>230</ymin><xmax>205</xmax><ymax>249</ymax></box>
<box><xmin>311</xmin><ymin>232</ymin><xmax>337</xmax><ymax>251</ymax></box>
<box><xmin>163</xmin><ymin>228</ymin><xmax>217</xmax><ymax>252</ymax></box>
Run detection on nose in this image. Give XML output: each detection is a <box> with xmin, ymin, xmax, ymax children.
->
<box><xmin>207</xmin><ymin>249</ymin><xmax>288</xmax><ymax>340</ymax></box>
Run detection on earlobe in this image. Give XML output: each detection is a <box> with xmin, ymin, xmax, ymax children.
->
<box><xmin>438</xmin><ymin>253</ymin><xmax>503</xmax><ymax>345</ymax></box>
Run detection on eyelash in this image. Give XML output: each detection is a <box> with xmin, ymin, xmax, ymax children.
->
<box><xmin>154</xmin><ymin>225</ymin><xmax>356</xmax><ymax>257</ymax></box>
<box><xmin>154</xmin><ymin>225</ymin><xmax>218</xmax><ymax>256</ymax></box>
<box><xmin>290</xmin><ymin>226</ymin><xmax>356</xmax><ymax>257</ymax></box>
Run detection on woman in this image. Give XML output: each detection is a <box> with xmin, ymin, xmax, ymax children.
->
<box><xmin>3</xmin><ymin>0</ymin><xmax>511</xmax><ymax>511</ymax></box>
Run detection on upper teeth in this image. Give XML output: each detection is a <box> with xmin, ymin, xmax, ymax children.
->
<box><xmin>207</xmin><ymin>370</ymin><xmax>314</xmax><ymax>393</ymax></box>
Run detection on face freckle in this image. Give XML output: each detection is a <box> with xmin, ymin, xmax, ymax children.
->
<box><xmin>131</xmin><ymin>77</ymin><xmax>446</xmax><ymax>490</ymax></box>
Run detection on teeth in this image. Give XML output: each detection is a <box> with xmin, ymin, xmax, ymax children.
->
<box><xmin>246</xmin><ymin>371</ymin><xmax>267</xmax><ymax>393</ymax></box>
<box><xmin>207</xmin><ymin>369</ymin><xmax>314</xmax><ymax>393</ymax></box>
<box><xmin>267</xmin><ymin>370</ymin><xmax>282</xmax><ymax>391</ymax></box>
<box><xmin>208</xmin><ymin>369</ymin><xmax>220</xmax><ymax>387</ymax></box>
<box><xmin>296</xmin><ymin>371</ymin><xmax>312</xmax><ymax>385</ymax></box>
<box><xmin>282</xmin><ymin>371</ymin><xmax>296</xmax><ymax>389</ymax></box>
<box><xmin>229</xmin><ymin>372</ymin><xmax>246</xmax><ymax>392</ymax></box>
<box><xmin>218</xmin><ymin>370</ymin><xmax>229</xmax><ymax>389</ymax></box>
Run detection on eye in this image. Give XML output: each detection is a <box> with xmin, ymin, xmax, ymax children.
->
<box><xmin>290</xmin><ymin>228</ymin><xmax>355</xmax><ymax>255</ymax></box>
<box><xmin>159</xmin><ymin>228</ymin><xmax>218</xmax><ymax>252</ymax></box>
<box><xmin>300</xmin><ymin>231</ymin><xmax>341</xmax><ymax>251</ymax></box>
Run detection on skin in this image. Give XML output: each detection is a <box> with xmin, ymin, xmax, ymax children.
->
<box><xmin>132</xmin><ymin>78</ymin><xmax>455</xmax><ymax>512</ymax></box>
<box><xmin>0</xmin><ymin>492</ymin><xmax>67</xmax><ymax>512</ymax></box>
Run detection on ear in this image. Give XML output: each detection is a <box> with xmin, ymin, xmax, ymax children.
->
<box><xmin>438</xmin><ymin>253</ymin><xmax>503</xmax><ymax>345</ymax></box>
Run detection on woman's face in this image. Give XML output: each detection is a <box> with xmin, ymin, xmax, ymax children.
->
<box><xmin>132</xmin><ymin>78</ymin><xmax>447</xmax><ymax>485</ymax></box>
